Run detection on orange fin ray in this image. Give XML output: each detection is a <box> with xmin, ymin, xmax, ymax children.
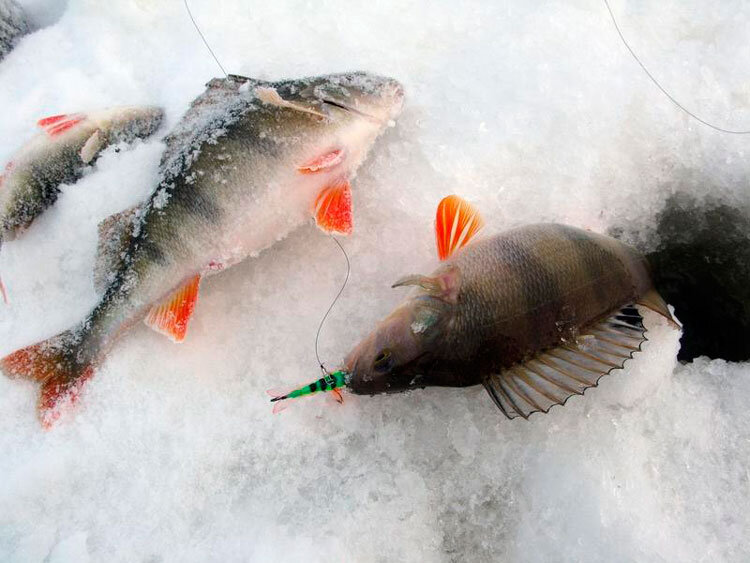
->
<box><xmin>36</xmin><ymin>114</ymin><xmax>69</xmax><ymax>127</ymax></box>
<box><xmin>37</xmin><ymin>113</ymin><xmax>85</xmax><ymax>138</ymax></box>
<box><xmin>144</xmin><ymin>274</ymin><xmax>201</xmax><ymax>342</ymax></box>
<box><xmin>314</xmin><ymin>177</ymin><xmax>353</xmax><ymax>235</ymax></box>
<box><xmin>0</xmin><ymin>274</ymin><xmax>7</xmax><ymax>304</ymax></box>
<box><xmin>435</xmin><ymin>195</ymin><xmax>485</xmax><ymax>260</ymax></box>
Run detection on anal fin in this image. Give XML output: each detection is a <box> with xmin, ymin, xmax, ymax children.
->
<box><xmin>144</xmin><ymin>275</ymin><xmax>202</xmax><ymax>343</ymax></box>
<box><xmin>483</xmin><ymin>305</ymin><xmax>647</xmax><ymax>420</ymax></box>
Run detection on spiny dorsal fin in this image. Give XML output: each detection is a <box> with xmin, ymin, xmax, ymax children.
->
<box><xmin>483</xmin><ymin>305</ymin><xmax>647</xmax><ymax>420</ymax></box>
<box><xmin>313</xmin><ymin>177</ymin><xmax>353</xmax><ymax>235</ymax></box>
<box><xmin>94</xmin><ymin>206</ymin><xmax>139</xmax><ymax>294</ymax></box>
<box><xmin>144</xmin><ymin>274</ymin><xmax>202</xmax><ymax>343</ymax></box>
<box><xmin>435</xmin><ymin>195</ymin><xmax>484</xmax><ymax>260</ymax></box>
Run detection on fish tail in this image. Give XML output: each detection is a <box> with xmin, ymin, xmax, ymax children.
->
<box><xmin>1</xmin><ymin>329</ymin><xmax>95</xmax><ymax>428</ymax></box>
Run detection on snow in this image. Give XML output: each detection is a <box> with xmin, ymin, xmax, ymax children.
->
<box><xmin>1</xmin><ymin>0</ymin><xmax>749</xmax><ymax>561</ymax></box>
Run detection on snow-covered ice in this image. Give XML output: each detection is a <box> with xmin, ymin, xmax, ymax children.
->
<box><xmin>1</xmin><ymin>0</ymin><xmax>749</xmax><ymax>561</ymax></box>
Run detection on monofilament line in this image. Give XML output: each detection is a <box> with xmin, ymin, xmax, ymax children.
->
<box><xmin>183</xmin><ymin>0</ymin><xmax>228</xmax><ymax>78</ymax></box>
<box><xmin>603</xmin><ymin>0</ymin><xmax>750</xmax><ymax>135</ymax></box>
<box><xmin>314</xmin><ymin>234</ymin><xmax>351</xmax><ymax>375</ymax></box>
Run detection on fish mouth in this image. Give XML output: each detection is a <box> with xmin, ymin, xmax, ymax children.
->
<box><xmin>321</xmin><ymin>98</ymin><xmax>385</xmax><ymax>124</ymax></box>
<box><xmin>321</xmin><ymin>81</ymin><xmax>405</xmax><ymax>125</ymax></box>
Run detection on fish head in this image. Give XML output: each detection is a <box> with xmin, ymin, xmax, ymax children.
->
<box><xmin>97</xmin><ymin>106</ymin><xmax>165</xmax><ymax>144</ymax></box>
<box><xmin>256</xmin><ymin>72</ymin><xmax>404</xmax><ymax>179</ymax></box>
<box><xmin>345</xmin><ymin>294</ymin><xmax>451</xmax><ymax>395</ymax></box>
<box><xmin>270</xmin><ymin>71</ymin><xmax>404</xmax><ymax>126</ymax></box>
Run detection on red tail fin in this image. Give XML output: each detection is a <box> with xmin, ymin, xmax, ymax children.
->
<box><xmin>1</xmin><ymin>332</ymin><xmax>94</xmax><ymax>428</ymax></box>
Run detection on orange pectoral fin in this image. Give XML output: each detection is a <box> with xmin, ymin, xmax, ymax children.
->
<box><xmin>144</xmin><ymin>274</ymin><xmax>201</xmax><ymax>343</ymax></box>
<box><xmin>297</xmin><ymin>149</ymin><xmax>344</xmax><ymax>174</ymax></box>
<box><xmin>435</xmin><ymin>195</ymin><xmax>485</xmax><ymax>260</ymax></box>
<box><xmin>314</xmin><ymin>177</ymin><xmax>353</xmax><ymax>235</ymax></box>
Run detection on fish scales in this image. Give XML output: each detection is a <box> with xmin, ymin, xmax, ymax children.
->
<box><xmin>1</xmin><ymin>72</ymin><xmax>404</xmax><ymax>426</ymax></box>
<box><xmin>443</xmin><ymin>224</ymin><xmax>645</xmax><ymax>372</ymax></box>
<box><xmin>344</xmin><ymin>207</ymin><xmax>672</xmax><ymax>401</ymax></box>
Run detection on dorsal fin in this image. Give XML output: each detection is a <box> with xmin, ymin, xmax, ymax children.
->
<box><xmin>94</xmin><ymin>206</ymin><xmax>139</xmax><ymax>293</ymax></box>
<box><xmin>435</xmin><ymin>195</ymin><xmax>484</xmax><ymax>260</ymax></box>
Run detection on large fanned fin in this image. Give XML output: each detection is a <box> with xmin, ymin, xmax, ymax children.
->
<box><xmin>94</xmin><ymin>206</ymin><xmax>139</xmax><ymax>293</ymax></box>
<box><xmin>144</xmin><ymin>275</ymin><xmax>202</xmax><ymax>343</ymax></box>
<box><xmin>435</xmin><ymin>195</ymin><xmax>484</xmax><ymax>260</ymax></box>
<box><xmin>483</xmin><ymin>305</ymin><xmax>647</xmax><ymax>420</ymax></box>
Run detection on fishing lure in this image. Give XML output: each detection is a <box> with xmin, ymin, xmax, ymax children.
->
<box><xmin>268</xmin><ymin>370</ymin><xmax>348</xmax><ymax>413</ymax></box>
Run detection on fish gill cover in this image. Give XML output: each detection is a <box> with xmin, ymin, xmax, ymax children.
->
<box><xmin>0</xmin><ymin>0</ymin><xmax>749</xmax><ymax>562</ymax></box>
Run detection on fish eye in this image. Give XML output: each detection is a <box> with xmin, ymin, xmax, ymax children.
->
<box><xmin>373</xmin><ymin>349</ymin><xmax>393</xmax><ymax>371</ymax></box>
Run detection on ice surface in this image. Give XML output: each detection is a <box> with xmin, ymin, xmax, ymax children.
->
<box><xmin>1</xmin><ymin>0</ymin><xmax>749</xmax><ymax>561</ymax></box>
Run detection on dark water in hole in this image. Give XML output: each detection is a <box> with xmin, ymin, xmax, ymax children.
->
<box><xmin>612</xmin><ymin>193</ymin><xmax>750</xmax><ymax>362</ymax></box>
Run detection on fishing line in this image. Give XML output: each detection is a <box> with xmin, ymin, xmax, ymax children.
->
<box><xmin>603</xmin><ymin>0</ymin><xmax>750</xmax><ymax>135</ymax></box>
<box><xmin>181</xmin><ymin>0</ymin><xmax>352</xmax><ymax>375</ymax></box>
<box><xmin>183</xmin><ymin>0</ymin><xmax>228</xmax><ymax>78</ymax></box>
<box><xmin>314</xmin><ymin>235</ymin><xmax>351</xmax><ymax>375</ymax></box>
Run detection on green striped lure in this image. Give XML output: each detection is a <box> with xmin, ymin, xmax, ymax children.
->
<box><xmin>268</xmin><ymin>370</ymin><xmax>348</xmax><ymax>413</ymax></box>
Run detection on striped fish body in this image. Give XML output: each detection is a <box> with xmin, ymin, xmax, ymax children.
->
<box><xmin>0</xmin><ymin>106</ymin><xmax>164</xmax><ymax>241</ymax></box>
<box><xmin>89</xmin><ymin>73</ymin><xmax>403</xmax><ymax>347</ymax></box>
<box><xmin>1</xmin><ymin>72</ymin><xmax>403</xmax><ymax>427</ymax></box>
<box><xmin>437</xmin><ymin>224</ymin><xmax>651</xmax><ymax>373</ymax></box>
<box><xmin>345</xmin><ymin>223</ymin><xmax>673</xmax><ymax>401</ymax></box>
<box><xmin>0</xmin><ymin>0</ymin><xmax>28</xmax><ymax>61</ymax></box>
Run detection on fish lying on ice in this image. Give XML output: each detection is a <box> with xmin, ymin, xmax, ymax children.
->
<box><xmin>346</xmin><ymin>195</ymin><xmax>679</xmax><ymax>416</ymax></box>
<box><xmin>1</xmin><ymin>72</ymin><xmax>404</xmax><ymax>427</ymax></box>
<box><xmin>0</xmin><ymin>106</ymin><xmax>165</xmax><ymax>301</ymax></box>
<box><xmin>273</xmin><ymin>195</ymin><xmax>677</xmax><ymax>417</ymax></box>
